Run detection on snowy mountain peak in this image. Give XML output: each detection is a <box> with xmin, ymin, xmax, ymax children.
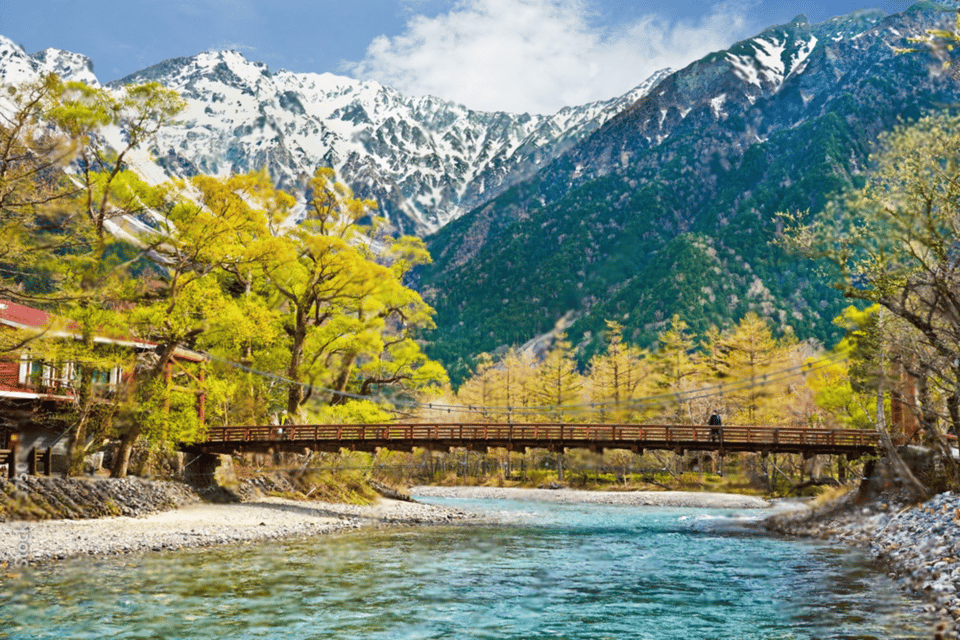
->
<box><xmin>101</xmin><ymin>48</ymin><xmax>672</xmax><ymax>234</ymax></box>
<box><xmin>30</xmin><ymin>48</ymin><xmax>99</xmax><ymax>86</ymax></box>
<box><xmin>0</xmin><ymin>36</ymin><xmax>98</xmax><ymax>86</ymax></box>
<box><xmin>0</xmin><ymin>36</ymin><xmax>668</xmax><ymax>234</ymax></box>
<box><xmin>725</xmin><ymin>18</ymin><xmax>819</xmax><ymax>92</ymax></box>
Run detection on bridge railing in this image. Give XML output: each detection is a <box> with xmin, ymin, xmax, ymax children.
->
<box><xmin>202</xmin><ymin>423</ymin><xmax>882</xmax><ymax>449</ymax></box>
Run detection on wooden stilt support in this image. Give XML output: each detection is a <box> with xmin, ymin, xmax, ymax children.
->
<box><xmin>7</xmin><ymin>433</ymin><xmax>19</xmax><ymax>479</ymax></box>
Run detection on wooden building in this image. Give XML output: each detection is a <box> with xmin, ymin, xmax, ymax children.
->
<box><xmin>0</xmin><ymin>299</ymin><xmax>205</xmax><ymax>475</ymax></box>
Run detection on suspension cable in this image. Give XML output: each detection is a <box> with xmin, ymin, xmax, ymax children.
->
<box><xmin>197</xmin><ymin>345</ymin><xmax>849</xmax><ymax>419</ymax></box>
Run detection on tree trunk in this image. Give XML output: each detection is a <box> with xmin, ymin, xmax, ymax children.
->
<box><xmin>111</xmin><ymin>343</ymin><xmax>178</xmax><ymax>478</ymax></box>
<box><xmin>875</xmin><ymin>389</ymin><xmax>927</xmax><ymax>501</ymax></box>
<box><xmin>66</xmin><ymin>365</ymin><xmax>95</xmax><ymax>476</ymax></box>
<box><xmin>111</xmin><ymin>424</ymin><xmax>142</xmax><ymax>478</ymax></box>
<box><xmin>948</xmin><ymin>392</ymin><xmax>960</xmax><ymax>438</ymax></box>
<box><xmin>286</xmin><ymin>312</ymin><xmax>308</xmax><ymax>416</ymax></box>
<box><xmin>330</xmin><ymin>351</ymin><xmax>358</xmax><ymax>405</ymax></box>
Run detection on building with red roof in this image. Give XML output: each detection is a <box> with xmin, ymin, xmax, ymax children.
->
<box><xmin>0</xmin><ymin>299</ymin><xmax>206</xmax><ymax>475</ymax></box>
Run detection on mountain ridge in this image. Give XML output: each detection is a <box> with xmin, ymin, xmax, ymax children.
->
<box><xmin>3</xmin><ymin>4</ymin><xmax>959</xmax><ymax>386</ymax></box>
<box><xmin>0</xmin><ymin>34</ymin><xmax>672</xmax><ymax>235</ymax></box>
<box><xmin>416</xmin><ymin>2</ymin><xmax>960</xmax><ymax>382</ymax></box>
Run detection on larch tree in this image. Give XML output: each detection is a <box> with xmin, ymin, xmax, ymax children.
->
<box><xmin>586</xmin><ymin>320</ymin><xmax>649</xmax><ymax>423</ymax></box>
<box><xmin>455</xmin><ymin>353</ymin><xmax>499</xmax><ymax>421</ymax></box>
<box><xmin>711</xmin><ymin>312</ymin><xmax>783</xmax><ymax>424</ymax></box>
<box><xmin>456</xmin><ymin>348</ymin><xmax>538</xmax><ymax>422</ymax></box>
<box><xmin>649</xmin><ymin>315</ymin><xmax>698</xmax><ymax>424</ymax></box>
<box><xmin>532</xmin><ymin>333</ymin><xmax>583</xmax><ymax>423</ymax></box>
<box><xmin>495</xmin><ymin>348</ymin><xmax>538</xmax><ymax>422</ymax></box>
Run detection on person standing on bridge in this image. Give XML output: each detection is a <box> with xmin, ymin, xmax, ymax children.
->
<box><xmin>709</xmin><ymin>409</ymin><xmax>723</xmax><ymax>443</ymax></box>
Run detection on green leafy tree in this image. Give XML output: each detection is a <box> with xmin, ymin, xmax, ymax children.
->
<box><xmin>0</xmin><ymin>75</ymin><xmax>187</xmax><ymax>475</ymax></box>
<box><xmin>255</xmin><ymin>167</ymin><xmax>445</xmax><ymax>419</ymax></box>
<box><xmin>111</xmin><ymin>172</ymin><xmax>277</xmax><ymax>476</ymax></box>
<box><xmin>780</xmin><ymin>113</ymin><xmax>960</xmax><ymax>435</ymax></box>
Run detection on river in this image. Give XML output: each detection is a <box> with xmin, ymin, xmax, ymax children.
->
<box><xmin>0</xmin><ymin>494</ymin><xmax>935</xmax><ymax>639</ymax></box>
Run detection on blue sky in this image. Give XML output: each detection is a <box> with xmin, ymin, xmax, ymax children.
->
<box><xmin>0</xmin><ymin>0</ymin><xmax>922</xmax><ymax>113</ymax></box>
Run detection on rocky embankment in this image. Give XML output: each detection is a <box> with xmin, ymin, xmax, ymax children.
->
<box><xmin>767</xmin><ymin>491</ymin><xmax>960</xmax><ymax>638</ymax></box>
<box><xmin>0</xmin><ymin>476</ymin><xmax>201</xmax><ymax>521</ymax></box>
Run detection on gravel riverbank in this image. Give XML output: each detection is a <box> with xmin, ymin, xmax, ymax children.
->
<box><xmin>410</xmin><ymin>485</ymin><xmax>772</xmax><ymax>509</ymax></box>
<box><xmin>0</xmin><ymin>490</ymin><xmax>472</xmax><ymax>567</ymax></box>
<box><xmin>0</xmin><ymin>483</ymin><xmax>769</xmax><ymax>568</ymax></box>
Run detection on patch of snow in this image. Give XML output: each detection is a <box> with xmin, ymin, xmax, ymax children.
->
<box><xmin>710</xmin><ymin>94</ymin><xmax>727</xmax><ymax>119</ymax></box>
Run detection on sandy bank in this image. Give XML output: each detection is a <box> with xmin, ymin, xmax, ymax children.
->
<box><xmin>411</xmin><ymin>485</ymin><xmax>772</xmax><ymax>509</ymax></box>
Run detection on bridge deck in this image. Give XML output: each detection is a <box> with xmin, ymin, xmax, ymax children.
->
<box><xmin>193</xmin><ymin>423</ymin><xmax>883</xmax><ymax>458</ymax></box>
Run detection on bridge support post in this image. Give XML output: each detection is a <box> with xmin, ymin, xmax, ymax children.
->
<box><xmin>183</xmin><ymin>452</ymin><xmax>239</xmax><ymax>499</ymax></box>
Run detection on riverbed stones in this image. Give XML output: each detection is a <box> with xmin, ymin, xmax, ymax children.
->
<box><xmin>767</xmin><ymin>490</ymin><xmax>960</xmax><ymax>638</ymax></box>
<box><xmin>0</xmin><ymin>480</ymin><xmax>476</xmax><ymax>568</ymax></box>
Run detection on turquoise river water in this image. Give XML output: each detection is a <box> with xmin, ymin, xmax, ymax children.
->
<box><xmin>0</xmin><ymin>495</ymin><xmax>937</xmax><ymax>639</ymax></box>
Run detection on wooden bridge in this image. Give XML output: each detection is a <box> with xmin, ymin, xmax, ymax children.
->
<box><xmin>192</xmin><ymin>423</ymin><xmax>887</xmax><ymax>459</ymax></box>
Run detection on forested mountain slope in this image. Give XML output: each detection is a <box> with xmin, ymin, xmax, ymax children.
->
<box><xmin>418</xmin><ymin>3</ymin><xmax>960</xmax><ymax>382</ymax></box>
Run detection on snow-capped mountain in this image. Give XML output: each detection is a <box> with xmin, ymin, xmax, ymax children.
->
<box><xmin>0</xmin><ymin>38</ymin><xmax>99</xmax><ymax>86</ymax></box>
<box><xmin>565</xmin><ymin>10</ymin><xmax>898</xmax><ymax>182</ymax></box>
<box><xmin>0</xmin><ymin>35</ymin><xmax>670</xmax><ymax>235</ymax></box>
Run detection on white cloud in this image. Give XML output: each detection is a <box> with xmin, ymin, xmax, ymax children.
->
<box><xmin>347</xmin><ymin>0</ymin><xmax>753</xmax><ymax>114</ymax></box>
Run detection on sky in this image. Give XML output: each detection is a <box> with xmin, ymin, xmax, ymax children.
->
<box><xmin>0</xmin><ymin>0</ymin><xmax>925</xmax><ymax>114</ymax></box>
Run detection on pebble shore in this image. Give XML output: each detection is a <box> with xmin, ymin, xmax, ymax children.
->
<box><xmin>767</xmin><ymin>491</ymin><xmax>960</xmax><ymax>639</ymax></box>
<box><xmin>0</xmin><ymin>492</ymin><xmax>472</xmax><ymax>567</ymax></box>
<box><xmin>410</xmin><ymin>485</ymin><xmax>772</xmax><ymax>509</ymax></box>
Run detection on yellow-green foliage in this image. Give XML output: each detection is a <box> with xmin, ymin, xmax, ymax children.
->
<box><xmin>132</xmin><ymin>378</ymin><xmax>204</xmax><ymax>446</ymax></box>
<box><xmin>309</xmin><ymin>399</ymin><xmax>394</xmax><ymax>425</ymax></box>
<box><xmin>298</xmin><ymin>469</ymin><xmax>379</xmax><ymax>504</ymax></box>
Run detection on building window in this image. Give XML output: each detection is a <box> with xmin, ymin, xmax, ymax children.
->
<box><xmin>18</xmin><ymin>355</ymin><xmax>75</xmax><ymax>390</ymax></box>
